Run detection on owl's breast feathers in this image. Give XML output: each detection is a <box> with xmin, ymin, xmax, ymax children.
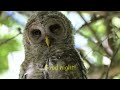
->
<box><xmin>45</xmin><ymin>47</ymin><xmax>87</xmax><ymax>79</ymax></box>
<box><xmin>20</xmin><ymin>47</ymin><xmax>87</xmax><ymax>79</ymax></box>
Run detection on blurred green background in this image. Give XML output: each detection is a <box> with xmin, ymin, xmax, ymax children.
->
<box><xmin>0</xmin><ymin>11</ymin><xmax>120</xmax><ymax>79</ymax></box>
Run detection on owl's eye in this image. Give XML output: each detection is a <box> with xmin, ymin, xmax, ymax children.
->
<box><xmin>31</xmin><ymin>29</ymin><xmax>41</xmax><ymax>37</ymax></box>
<box><xmin>49</xmin><ymin>24</ymin><xmax>61</xmax><ymax>35</ymax></box>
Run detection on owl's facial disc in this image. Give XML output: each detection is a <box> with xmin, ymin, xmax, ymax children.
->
<box><xmin>49</xmin><ymin>24</ymin><xmax>62</xmax><ymax>35</ymax></box>
<box><xmin>45</xmin><ymin>23</ymin><xmax>62</xmax><ymax>47</ymax></box>
<box><xmin>29</xmin><ymin>28</ymin><xmax>51</xmax><ymax>47</ymax></box>
<box><xmin>30</xmin><ymin>29</ymin><xmax>42</xmax><ymax>42</ymax></box>
<box><xmin>29</xmin><ymin>27</ymin><xmax>45</xmax><ymax>45</ymax></box>
<box><xmin>28</xmin><ymin>20</ymin><xmax>65</xmax><ymax>47</ymax></box>
<box><xmin>31</xmin><ymin>29</ymin><xmax>41</xmax><ymax>37</ymax></box>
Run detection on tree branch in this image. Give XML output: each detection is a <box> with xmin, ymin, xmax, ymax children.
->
<box><xmin>76</xmin><ymin>16</ymin><xmax>105</xmax><ymax>33</ymax></box>
<box><xmin>78</xmin><ymin>12</ymin><xmax>101</xmax><ymax>44</ymax></box>
<box><xmin>78</xmin><ymin>12</ymin><xmax>113</xmax><ymax>57</ymax></box>
<box><xmin>105</xmin><ymin>42</ymin><xmax>120</xmax><ymax>79</ymax></box>
<box><xmin>88</xmin><ymin>65</ymin><xmax>120</xmax><ymax>79</ymax></box>
<box><xmin>0</xmin><ymin>28</ymin><xmax>22</xmax><ymax>46</ymax></box>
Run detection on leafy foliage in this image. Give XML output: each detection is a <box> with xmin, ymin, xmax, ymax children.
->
<box><xmin>0</xmin><ymin>12</ymin><xmax>22</xmax><ymax>74</ymax></box>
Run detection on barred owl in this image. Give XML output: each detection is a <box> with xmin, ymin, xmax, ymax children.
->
<box><xmin>19</xmin><ymin>11</ymin><xmax>87</xmax><ymax>79</ymax></box>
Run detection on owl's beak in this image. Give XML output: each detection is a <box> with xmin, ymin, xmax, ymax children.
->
<box><xmin>45</xmin><ymin>35</ymin><xmax>50</xmax><ymax>47</ymax></box>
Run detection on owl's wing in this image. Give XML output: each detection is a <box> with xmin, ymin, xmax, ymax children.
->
<box><xmin>48</xmin><ymin>48</ymin><xmax>87</xmax><ymax>79</ymax></box>
<box><xmin>69</xmin><ymin>48</ymin><xmax>87</xmax><ymax>79</ymax></box>
<box><xmin>19</xmin><ymin>65</ymin><xmax>26</xmax><ymax>79</ymax></box>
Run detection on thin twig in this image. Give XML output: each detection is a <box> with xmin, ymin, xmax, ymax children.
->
<box><xmin>78</xmin><ymin>12</ymin><xmax>111</xmax><ymax>57</ymax></box>
<box><xmin>99</xmin><ymin>65</ymin><xmax>108</xmax><ymax>79</ymax></box>
<box><xmin>0</xmin><ymin>28</ymin><xmax>22</xmax><ymax>46</ymax></box>
<box><xmin>76</xmin><ymin>16</ymin><xmax>105</xmax><ymax>33</ymax></box>
<box><xmin>76</xmin><ymin>11</ymin><xmax>120</xmax><ymax>79</ymax></box>
<box><xmin>77</xmin><ymin>48</ymin><xmax>93</xmax><ymax>67</ymax></box>
<box><xmin>105</xmin><ymin>42</ymin><xmax>120</xmax><ymax>79</ymax></box>
<box><xmin>0</xmin><ymin>33</ymin><xmax>20</xmax><ymax>46</ymax></box>
<box><xmin>83</xmin><ymin>36</ymin><xmax>109</xmax><ymax>59</ymax></box>
<box><xmin>78</xmin><ymin>12</ymin><xmax>101</xmax><ymax>44</ymax></box>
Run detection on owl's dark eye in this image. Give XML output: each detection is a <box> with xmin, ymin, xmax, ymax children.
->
<box><xmin>49</xmin><ymin>24</ymin><xmax>61</xmax><ymax>35</ymax></box>
<box><xmin>31</xmin><ymin>29</ymin><xmax>41</xmax><ymax>37</ymax></box>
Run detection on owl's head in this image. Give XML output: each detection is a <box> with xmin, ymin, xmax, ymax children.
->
<box><xmin>24</xmin><ymin>11</ymin><xmax>74</xmax><ymax>50</ymax></box>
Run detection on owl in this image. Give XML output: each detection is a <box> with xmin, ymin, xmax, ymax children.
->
<box><xmin>19</xmin><ymin>11</ymin><xmax>87</xmax><ymax>79</ymax></box>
